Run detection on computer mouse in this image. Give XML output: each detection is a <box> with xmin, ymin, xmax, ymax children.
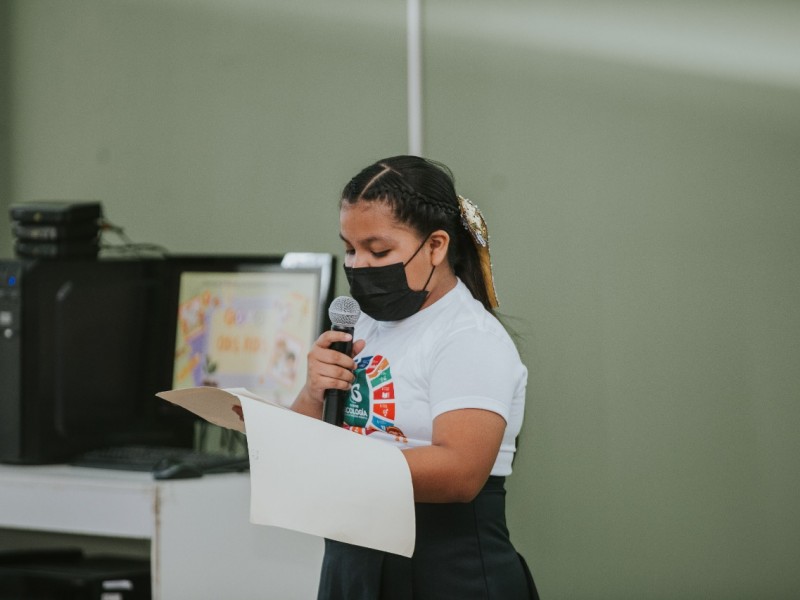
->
<box><xmin>152</xmin><ymin>460</ymin><xmax>204</xmax><ymax>480</ymax></box>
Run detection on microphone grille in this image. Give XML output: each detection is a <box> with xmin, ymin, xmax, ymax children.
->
<box><xmin>328</xmin><ymin>296</ymin><xmax>361</xmax><ymax>327</ymax></box>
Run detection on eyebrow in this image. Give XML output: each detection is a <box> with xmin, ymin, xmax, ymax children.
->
<box><xmin>338</xmin><ymin>233</ymin><xmax>394</xmax><ymax>246</ymax></box>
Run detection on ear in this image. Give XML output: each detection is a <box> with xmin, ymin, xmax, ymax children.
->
<box><xmin>427</xmin><ymin>230</ymin><xmax>451</xmax><ymax>267</ymax></box>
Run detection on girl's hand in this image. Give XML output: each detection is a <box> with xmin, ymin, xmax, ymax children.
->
<box><xmin>291</xmin><ymin>330</ymin><xmax>365</xmax><ymax>418</ymax></box>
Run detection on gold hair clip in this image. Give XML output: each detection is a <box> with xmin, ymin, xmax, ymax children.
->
<box><xmin>458</xmin><ymin>195</ymin><xmax>499</xmax><ymax>308</ymax></box>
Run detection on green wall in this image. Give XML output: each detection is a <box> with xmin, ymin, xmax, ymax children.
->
<box><xmin>4</xmin><ymin>0</ymin><xmax>408</xmax><ymax>258</ymax></box>
<box><xmin>422</xmin><ymin>5</ymin><xmax>800</xmax><ymax>598</ymax></box>
<box><xmin>0</xmin><ymin>0</ymin><xmax>11</xmax><ymax>242</ymax></box>
<box><xmin>4</xmin><ymin>1</ymin><xmax>800</xmax><ymax>598</ymax></box>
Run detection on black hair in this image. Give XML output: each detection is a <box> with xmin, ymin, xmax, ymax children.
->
<box><xmin>341</xmin><ymin>155</ymin><xmax>493</xmax><ymax>312</ymax></box>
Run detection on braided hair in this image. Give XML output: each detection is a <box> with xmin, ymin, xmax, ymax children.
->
<box><xmin>341</xmin><ymin>155</ymin><xmax>494</xmax><ymax>312</ymax></box>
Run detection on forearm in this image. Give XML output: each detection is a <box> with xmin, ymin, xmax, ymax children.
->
<box><xmin>402</xmin><ymin>408</ymin><xmax>506</xmax><ymax>503</ymax></box>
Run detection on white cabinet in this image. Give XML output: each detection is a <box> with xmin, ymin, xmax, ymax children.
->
<box><xmin>0</xmin><ymin>465</ymin><xmax>323</xmax><ymax>599</ymax></box>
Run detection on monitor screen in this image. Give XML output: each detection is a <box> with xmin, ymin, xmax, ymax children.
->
<box><xmin>166</xmin><ymin>253</ymin><xmax>334</xmax><ymax>406</ymax></box>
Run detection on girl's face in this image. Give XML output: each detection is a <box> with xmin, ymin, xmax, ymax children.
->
<box><xmin>339</xmin><ymin>200</ymin><xmax>454</xmax><ymax>304</ymax></box>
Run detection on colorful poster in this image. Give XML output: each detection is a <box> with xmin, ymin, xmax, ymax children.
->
<box><xmin>171</xmin><ymin>270</ymin><xmax>319</xmax><ymax>406</ymax></box>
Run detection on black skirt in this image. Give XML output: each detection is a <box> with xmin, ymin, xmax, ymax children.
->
<box><xmin>317</xmin><ymin>476</ymin><xmax>539</xmax><ymax>600</ymax></box>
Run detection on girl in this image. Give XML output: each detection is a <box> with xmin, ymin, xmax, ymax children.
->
<box><xmin>292</xmin><ymin>156</ymin><xmax>538</xmax><ymax>599</ymax></box>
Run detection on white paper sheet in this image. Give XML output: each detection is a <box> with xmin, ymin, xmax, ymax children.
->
<box><xmin>157</xmin><ymin>387</ymin><xmax>416</xmax><ymax>557</ymax></box>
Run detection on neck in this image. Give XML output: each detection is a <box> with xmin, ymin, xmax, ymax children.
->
<box><xmin>420</xmin><ymin>268</ymin><xmax>458</xmax><ymax>310</ymax></box>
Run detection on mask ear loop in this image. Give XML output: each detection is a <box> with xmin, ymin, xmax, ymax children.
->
<box><xmin>420</xmin><ymin>263</ymin><xmax>436</xmax><ymax>291</ymax></box>
<box><xmin>458</xmin><ymin>195</ymin><xmax>499</xmax><ymax>308</ymax></box>
<box><xmin>404</xmin><ymin>232</ymin><xmax>436</xmax><ymax>293</ymax></box>
<box><xmin>403</xmin><ymin>232</ymin><xmax>431</xmax><ymax>267</ymax></box>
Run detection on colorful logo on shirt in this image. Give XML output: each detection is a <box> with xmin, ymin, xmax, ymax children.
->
<box><xmin>343</xmin><ymin>354</ymin><xmax>406</xmax><ymax>441</ymax></box>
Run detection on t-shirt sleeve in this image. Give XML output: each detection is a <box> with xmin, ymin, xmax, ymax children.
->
<box><xmin>427</xmin><ymin>327</ymin><xmax>524</xmax><ymax>421</ymax></box>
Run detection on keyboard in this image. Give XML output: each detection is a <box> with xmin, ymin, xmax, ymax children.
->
<box><xmin>70</xmin><ymin>445</ymin><xmax>249</xmax><ymax>477</ymax></box>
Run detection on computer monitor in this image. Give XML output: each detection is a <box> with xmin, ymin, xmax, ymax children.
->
<box><xmin>0</xmin><ymin>253</ymin><xmax>335</xmax><ymax>464</ymax></box>
<box><xmin>162</xmin><ymin>253</ymin><xmax>335</xmax><ymax>406</ymax></box>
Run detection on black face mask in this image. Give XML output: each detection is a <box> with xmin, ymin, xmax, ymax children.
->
<box><xmin>344</xmin><ymin>237</ymin><xmax>435</xmax><ymax>322</ymax></box>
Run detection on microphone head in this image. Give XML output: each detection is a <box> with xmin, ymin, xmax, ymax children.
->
<box><xmin>328</xmin><ymin>296</ymin><xmax>361</xmax><ymax>328</ymax></box>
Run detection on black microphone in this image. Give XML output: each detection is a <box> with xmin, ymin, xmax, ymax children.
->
<box><xmin>322</xmin><ymin>296</ymin><xmax>361</xmax><ymax>426</ymax></box>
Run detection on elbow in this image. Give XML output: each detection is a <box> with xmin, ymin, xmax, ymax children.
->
<box><xmin>452</xmin><ymin>489</ymin><xmax>479</xmax><ymax>504</ymax></box>
<box><xmin>449</xmin><ymin>474</ymin><xmax>489</xmax><ymax>503</ymax></box>
<box><xmin>411</xmin><ymin>471</ymin><xmax>488</xmax><ymax>503</ymax></box>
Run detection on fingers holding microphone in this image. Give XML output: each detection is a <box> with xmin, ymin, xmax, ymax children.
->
<box><xmin>292</xmin><ymin>297</ymin><xmax>363</xmax><ymax>421</ymax></box>
<box><xmin>307</xmin><ymin>329</ymin><xmax>360</xmax><ymax>396</ymax></box>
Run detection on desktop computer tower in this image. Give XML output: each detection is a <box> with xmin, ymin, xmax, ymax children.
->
<box><xmin>0</xmin><ymin>548</ymin><xmax>151</xmax><ymax>600</ymax></box>
<box><xmin>0</xmin><ymin>258</ymin><xmax>192</xmax><ymax>464</ymax></box>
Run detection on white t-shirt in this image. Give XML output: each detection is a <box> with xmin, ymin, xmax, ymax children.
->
<box><xmin>342</xmin><ymin>279</ymin><xmax>527</xmax><ymax>476</ymax></box>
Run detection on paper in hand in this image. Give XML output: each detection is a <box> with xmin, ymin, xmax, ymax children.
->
<box><xmin>157</xmin><ymin>387</ymin><xmax>416</xmax><ymax>557</ymax></box>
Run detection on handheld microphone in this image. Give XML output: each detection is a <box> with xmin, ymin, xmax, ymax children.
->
<box><xmin>322</xmin><ymin>296</ymin><xmax>361</xmax><ymax>426</ymax></box>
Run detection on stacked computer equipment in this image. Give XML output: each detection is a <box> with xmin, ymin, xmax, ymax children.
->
<box><xmin>10</xmin><ymin>201</ymin><xmax>102</xmax><ymax>258</ymax></box>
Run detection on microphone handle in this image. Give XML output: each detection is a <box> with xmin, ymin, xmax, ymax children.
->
<box><xmin>322</xmin><ymin>324</ymin><xmax>354</xmax><ymax>426</ymax></box>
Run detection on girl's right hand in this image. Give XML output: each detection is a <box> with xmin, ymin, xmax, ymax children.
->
<box><xmin>291</xmin><ymin>330</ymin><xmax>365</xmax><ymax>418</ymax></box>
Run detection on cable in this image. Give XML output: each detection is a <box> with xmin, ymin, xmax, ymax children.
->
<box><xmin>99</xmin><ymin>218</ymin><xmax>170</xmax><ymax>257</ymax></box>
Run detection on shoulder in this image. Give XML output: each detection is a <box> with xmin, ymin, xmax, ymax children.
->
<box><xmin>427</xmin><ymin>282</ymin><xmax>522</xmax><ymax>363</ymax></box>
<box><xmin>426</xmin><ymin>283</ymin><xmax>527</xmax><ymax>415</ymax></box>
<box><xmin>444</xmin><ymin>282</ymin><xmax>514</xmax><ymax>339</ymax></box>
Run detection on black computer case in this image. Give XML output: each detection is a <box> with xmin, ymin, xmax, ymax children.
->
<box><xmin>0</xmin><ymin>548</ymin><xmax>151</xmax><ymax>600</ymax></box>
<box><xmin>0</xmin><ymin>258</ymin><xmax>192</xmax><ymax>464</ymax></box>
